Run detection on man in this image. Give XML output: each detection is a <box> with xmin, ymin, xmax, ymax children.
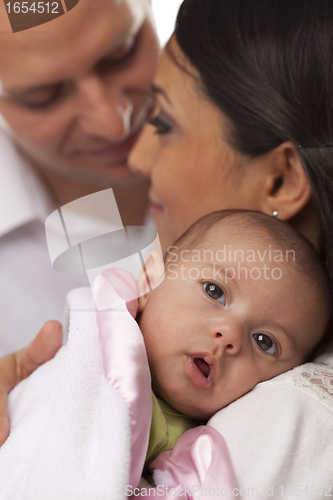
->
<box><xmin>0</xmin><ymin>0</ymin><xmax>159</xmax><ymax>444</ymax></box>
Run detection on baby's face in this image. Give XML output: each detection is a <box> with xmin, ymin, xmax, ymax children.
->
<box><xmin>139</xmin><ymin>226</ymin><xmax>325</xmax><ymax>420</ymax></box>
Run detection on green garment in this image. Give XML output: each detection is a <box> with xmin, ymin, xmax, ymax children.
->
<box><xmin>145</xmin><ymin>392</ymin><xmax>201</xmax><ymax>465</ymax></box>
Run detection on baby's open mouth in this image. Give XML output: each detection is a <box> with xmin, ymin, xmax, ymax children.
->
<box><xmin>193</xmin><ymin>358</ymin><xmax>210</xmax><ymax>378</ymax></box>
<box><xmin>186</xmin><ymin>355</ymin><xmax>213</xmax><ymax>390</ymax></box>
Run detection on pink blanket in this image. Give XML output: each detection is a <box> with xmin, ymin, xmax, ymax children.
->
<box><xmin>94</xmin><ymin>269</ymin><xmax>237</xmax><ymax>498</ymax></box>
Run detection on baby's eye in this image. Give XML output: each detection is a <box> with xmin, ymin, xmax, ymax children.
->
<box><xmin>253</xmin><ymin>333</ymin><xmax>276</xmax><ymax>356</ymax></box>
<box><xmin>203</xmin><ymin>282</ymin><xmax>225</xmax><ymax>305</ymax></box>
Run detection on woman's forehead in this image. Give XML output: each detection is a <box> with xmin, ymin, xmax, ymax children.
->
<box><xmin>154</xmin><ymin>40</ymin><xmax>203</xmax><ymax>105</ymax></box>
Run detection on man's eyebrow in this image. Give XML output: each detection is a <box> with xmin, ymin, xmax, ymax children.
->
<box><xmin>0</xmin><ymin>81</ymin><xmax>62</xmax><ymax>99</ymax></box>
<box><xmin>0</xmin><ymin>25</ymin><xmax>139</xmax><ymax>98</ymax></box>
<box><xmin>151</xmin><ymin>83</ymin><xmax>172</xmax><ymax>106</ymax></box>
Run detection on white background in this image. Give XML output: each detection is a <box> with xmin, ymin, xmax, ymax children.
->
<box><xmin>151</xmin><ymin>0</ymin><xmax>184</xmax><ymax>45</ymax></box>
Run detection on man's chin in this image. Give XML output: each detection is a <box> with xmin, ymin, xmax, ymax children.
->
<box><xmin>29</xmin><ymin>152</ymin><xmax>142</xmax><ymax>192</ymax></box>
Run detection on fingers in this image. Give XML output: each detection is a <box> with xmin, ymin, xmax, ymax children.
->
<box><xmin>0</xmin><ymin>385</ymin><xmax>10</xmax><ymax>447</ymax></box>
<box><xmin>19</xmin><ymin>320</ymin><xmax>63</xmax><ymax>380</ymax></box>
<box><xmin>0</xmin><ymin>321</ymin><xmax>63</xmax><ymax>447</ymax></box>
<box><xmin>0</xmin><ymin>353</ymin><xmax>17</xmax><ymax>447</ymax></box>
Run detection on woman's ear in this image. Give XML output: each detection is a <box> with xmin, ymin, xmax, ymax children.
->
<box><xmin>137</xmin><ymin>251</ymin><xmax>165</xmax><ymax>312</ymax></box>
<box><xmin>260</xmin><ymin>141</ymin><xmax>312</xmax><ymax>221</ymax></box>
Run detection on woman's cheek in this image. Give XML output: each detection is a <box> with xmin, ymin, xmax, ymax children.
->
<box><xmin>155</xmin><ymin>217</ymin><xmax>175</xmax><ymax>254</ymax></box>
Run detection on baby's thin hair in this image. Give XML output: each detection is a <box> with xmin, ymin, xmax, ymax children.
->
<box><xmin>166</xmin><ymin>209</ymin><xmax>332</xmax><ymax>357</ymax></box>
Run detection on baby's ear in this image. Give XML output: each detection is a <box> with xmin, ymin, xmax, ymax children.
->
<box><xmin>137</xmin><ymin>251</ymin><xmax>165</xmax><ymax>312</ymax></box>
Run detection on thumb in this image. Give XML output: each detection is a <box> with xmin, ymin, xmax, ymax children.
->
<box><xmin>0</xmin><ymin>321</ymin><xmax>63</xmax><ymax>447</ymax></box>
<box><xmin>19</xmin><ymin>320</ymin><xmax>63</xmax><ymax>379</ymax></box>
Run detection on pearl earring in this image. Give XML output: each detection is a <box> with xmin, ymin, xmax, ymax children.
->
<box><xmin>272</xmin><ymin>211</ymin><xmax>278</xmax><ymax>217</ymax></box>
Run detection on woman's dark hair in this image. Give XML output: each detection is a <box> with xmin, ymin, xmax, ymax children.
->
<box><xmin>173</xmin><ymin>0</ymin><xmax>333</xmax><ymax>287</ymax></box>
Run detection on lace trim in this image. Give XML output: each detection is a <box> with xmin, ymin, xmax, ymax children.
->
<box><xmin>291</xmin><ymin>355</ymin><xmax>333</xmax><ymax>412</ymax></box>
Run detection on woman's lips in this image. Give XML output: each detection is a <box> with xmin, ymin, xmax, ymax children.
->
<box><xmin>149</xmin><ymin>201</ymin><xmax>164</xmax><ymax>216</ymax></box>
<box><xmin>185</xmin><ymin>355</ymin><xmax>214</xmax><ymax>390</ymax></box>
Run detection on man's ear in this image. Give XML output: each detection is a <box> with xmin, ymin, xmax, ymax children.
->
<box><xmin>137</xmin><ymin>251</ymin><xmax>165</xmax><ymax>312</ymax></box>
<box><xmin>259</xmin><ymin>141</ymin><xmax>311</xmax><ymax>220</ymax></box>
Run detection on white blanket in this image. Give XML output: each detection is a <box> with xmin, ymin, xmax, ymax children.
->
<box><xmin>0</xmin><ymin>287</ymin><xmax>142</xmax><ymax>500</ymax></box>
<box><xmin>208</xmin><ymin>354</ymin><xmax>333</xmax><ymax>497</ymax></box>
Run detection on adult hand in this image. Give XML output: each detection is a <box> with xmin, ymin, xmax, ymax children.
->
<box><xmin>0</xmin><ymin>320</ymin><xmax>63</xmax><ymax>447</ymax></box>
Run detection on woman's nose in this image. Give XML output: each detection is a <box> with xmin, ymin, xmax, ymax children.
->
<box><xmin>77</xmin><ymin>75</ymin><xmax>133</xmax><ymax>140</ymax></box>
<box><xmin>128</xmin><ymin>124</ymin><xmax>158</xmax><ymax>177</ymax></box>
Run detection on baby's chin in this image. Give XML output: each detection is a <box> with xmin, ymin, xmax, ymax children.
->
<box><xmin>174</xmin><ymin>402</ymin><xmax>212</xmax><ymax>421</ymax></box>
<box><xmin>155</xmin><ymin>387</ymin><xmax>212</xmax><ymax>421</ymax></box>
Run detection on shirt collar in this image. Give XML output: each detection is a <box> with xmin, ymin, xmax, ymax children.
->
<box><xmin>0</xmin><ymin>129</ymin><xmax>54</xmax><ymax>237</ymax></box>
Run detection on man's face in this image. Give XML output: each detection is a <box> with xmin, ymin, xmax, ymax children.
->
<box><xmin>0</xmin><ymin>0</ymin><xmax>159</xmax><ymax>187</ymax></box>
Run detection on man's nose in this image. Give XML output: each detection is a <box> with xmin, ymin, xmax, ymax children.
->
<box><xmin>77</xmin><ymin>75</ymin><xmax>133</xmax><ymax>140</ymax></box>
<box><xmin>211</xmin><ymin>321</ymin><xmax>244</xmax><ymax>355</ymax></box>
<box><xmin>128</xmin><ymin>124</ymin><xmax>158</xmax><ymax>177</ymax></box>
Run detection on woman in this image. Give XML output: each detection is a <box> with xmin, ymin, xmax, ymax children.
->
<box><xmin>1</xmin><ymin>0</ymin><xmax>333</xmax><ymax>490</ymax></box>
<box><xmin>126</xmin><ymin>0</ymin><xmax>333</xmax><ymax>489</ymax></box>
<box><xmin>129</xmin><ymin>0</ymin><xmax>333</xmax><ymax>281</ymax></box>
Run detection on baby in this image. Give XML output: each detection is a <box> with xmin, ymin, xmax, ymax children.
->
<box><xmin>1</xmin><ymin>209</ymin><xmax>330</xmax><ymax>498</ymax></box>
<box><xmin>99</xmin><ymin>209</ymin><xmax>332</xmax><ymax>465</ymax></box>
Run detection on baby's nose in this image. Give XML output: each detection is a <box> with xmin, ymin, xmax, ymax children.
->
<box><xmin>213</xmin><ymin>322</ymin><xmax>243</xmax><ymax>355</ymax></box>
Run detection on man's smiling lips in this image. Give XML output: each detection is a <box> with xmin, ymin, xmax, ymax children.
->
<box><xmin>185</xmin><ymin>354</ymin><xmax>215</xmax><ymax>390</ymax></box>
<box><xmin>69</xmin><ymin>128</ymin><xmax>142</xmax><ymax>162</ymax></box>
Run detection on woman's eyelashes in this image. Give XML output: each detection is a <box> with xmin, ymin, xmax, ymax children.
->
<box><xmin>203</xmin><ymin>282</ymin><xmax>226</xmax><ymax>305</ymax></box>
<box><xmin>147</xmin><ymin>113</ymin><xmax>173</xmax><ymax>135</ymax></box>
<box><xmin>253</xmin><ymin>333</ymin><xmax>278</xmax><ymax>356</ymax></box>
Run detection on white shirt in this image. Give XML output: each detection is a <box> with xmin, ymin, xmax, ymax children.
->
<box><xmin>0</xmin><ymin>131</ymin><xmax>157</xmax><ymax>356</ymax></box>
<box><xmin>0</xmin><ymin>131</ymin><xmax>90</xmax><ymax>355</ymax></box>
